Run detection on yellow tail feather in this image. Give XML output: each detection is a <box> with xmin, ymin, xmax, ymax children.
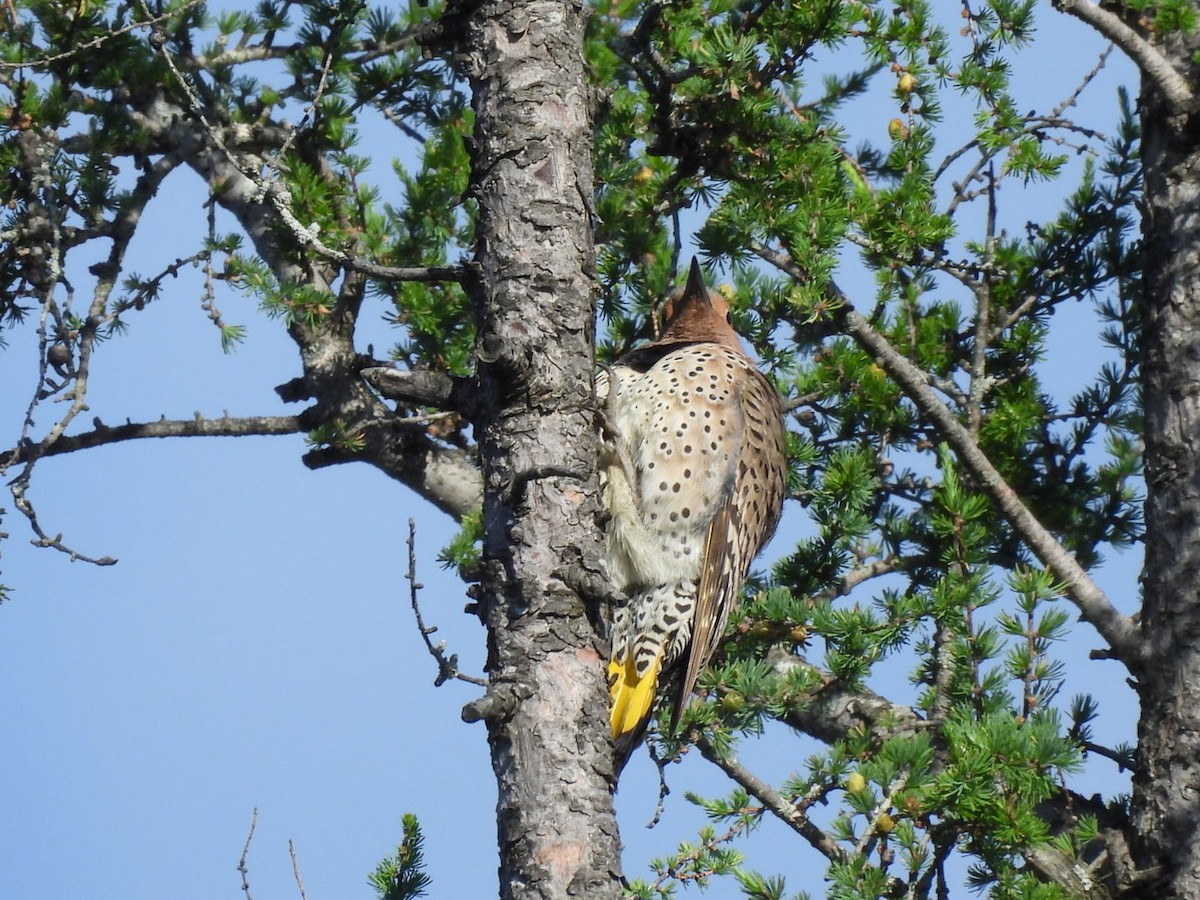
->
<box><xmin>609</xmin><ymin>653</ymin><xmax>663</xmax><ymax>739</ymax></box>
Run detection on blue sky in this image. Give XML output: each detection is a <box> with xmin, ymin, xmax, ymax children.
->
<box><xmin>0</xmin><ymin>3</ymin><xmax>1142</xmax><ymax>898</ymax></box>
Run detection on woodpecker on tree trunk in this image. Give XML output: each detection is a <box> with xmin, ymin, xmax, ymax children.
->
<box><xmin>598</xmin><ymin>258</ymin><xmax>788</xmax><ymax>760</ymax></box>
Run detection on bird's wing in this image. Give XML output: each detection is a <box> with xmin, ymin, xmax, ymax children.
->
<box><xmin>675</xmin><ymin>368</ymin><xmax>787</xmax><ymax>725</ymax></box>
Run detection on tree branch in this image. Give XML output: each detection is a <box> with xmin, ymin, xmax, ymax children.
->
<box><xmin>113</xmin><ymin>71</ymin><xmax>484</xmax><ymax>523</ymax></box>
<box><xmin>695</xmin><ymin>733</ymin><xmax>849</xmax><ymax>866</ymax></box>
<box><xmin>0</xmin><ymin>0</ymin><xmax>206</xmax><ymax>72</ymax></box>
<box><xmin>754</xmin><ymin>245</ymin><xmax>1142</xmax><ymax>667</ymax></box>
<box><xmin>306</xmin><ymin>435</ymin><xmax>481</xmax><ymax>520</ymax></box>
<box><xmin>288</xmin><ymin>840</ymin><xmax>309</xmax><ymax>900</ymax></box>
<box><xmin>0</xmin><ymin>413</ymin><xmax>305</xmax><ymax>470</ymax></box>
<box><xmin>766</xmin><ymin>647</ymin><xmax>925</xmax><ymax>744</ymax></box>
<box><xmin>238</xmin><ymin>808</ymin><xmax>258</xmax><ymax>900</ymax></box>
<box><xmin>405</xmin><ymin>517</ymin><xmax>486</xmax><ymax>688</ymax></box>
<box><xmin>840</xmin><ymin>304</ymin><xmax>1141</xmax><ymax>664</ymax></box>
<box><xmin>360</xmin><ymin>366</ymin><xmax>475</xmax><ymax>414</ymax></box>
<box><xmin>1052</xmin><ymin>0</ymin><xmax>1194</xmax><ymax>115</ymax></box>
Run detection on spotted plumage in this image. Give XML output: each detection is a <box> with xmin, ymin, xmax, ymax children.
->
<box><xmin>598</xmin><ymin>259</ymin><xmax>788</xmax><ymax>750</ymax></box>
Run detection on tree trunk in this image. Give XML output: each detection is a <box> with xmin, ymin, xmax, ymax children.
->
<box><xmin>460</xmin><ymin>0</ymin><xmax>624</xmax><ymax>897</ymax></box>
<box><xmin>1132</xmin><ymin>26</ymin><xmax>1200</xmax><ymax>900</ymax></box>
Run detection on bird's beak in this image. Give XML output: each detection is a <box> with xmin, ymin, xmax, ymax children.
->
<box><xmin>684</xmin><ymin>257</ymin><xmax>709</xmax><ymax>307</ymax></box>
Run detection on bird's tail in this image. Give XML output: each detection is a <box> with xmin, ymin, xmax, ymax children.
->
<box><xmin>608</xmin><ymin>652</ymin><xmax>661</xmax><ymax>742</ymax></box>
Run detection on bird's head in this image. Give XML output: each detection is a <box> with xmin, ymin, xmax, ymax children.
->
<box><xmin>657</xmin><ymin>258</ymin><xmax>742</xmax><ymax>352</ymax></box>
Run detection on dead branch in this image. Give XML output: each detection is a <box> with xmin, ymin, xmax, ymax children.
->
<box><xmin>288</xmin><ymin>840</ymin><xmax>309</xmax><ymax>900</ymax></box>
<box><xmin>694</xmin><ymin>733</ymin><xmax>849</xmax><ymax>866</ymax></box>
<box><xmin>238</xmin><ymin>808</ymin><xmax>258</xmax><ymax>900</ymax></box>
<box><xmin>0</xmin><ymin>414</ymin><xmax>305</xmax><ymax>472</ymax></box>
<box><xmin>405</xmin><ymin>518</ymin><xmax>486</xmax><ymax>688</ymax></box>
<box><xmin>361</xmin><ymin>367</ymin><xmax>473</xmax><ymax>413</ymax></box>
<box><xmin>1052</xmin><ymin>0</ymin><xmax>1194</xmax><ymax>115</ymax></box>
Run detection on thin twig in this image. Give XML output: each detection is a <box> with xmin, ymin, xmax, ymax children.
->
<box><xmin>912</xmin><ymin>833</ymin><xmax>958</xmax><ymax>899</ymax></box>
<box><xmin>289</xmin><ymin>840</ymin><xmax>309</xmax><ymax>900</ymax></box>
<box><xmin>782</xmin><ymin>389</ymin><xmax>825</xmax><ymax>414</ymax></box>
<box><xmin>267</xmin><ymin>0</ymin><xmax>367</xmax><ymax>177</ymax></box>
<box><xmin>2</xmin><ymin>413</ymin><xmax>305</xmax><ymax>564</ymax></box>
<box><xmin>1053</xmin><ymin>0</ymin><xmax>1193</xmax><ymax>114</ymax></box>
<box><xmin>238</xmin><ymin>808</ymin><xmax>258</xmax><ymax>900</ymax></box>
<box><xmin>9</xmin><ymin>478</ymin><xmax>116</xmax><ymax>564</ymax></box>
<box><xmin>6</xmin><ymin>115</ymin><xmax>185</xmax><ymax>564</ymax></box>
<box><xmin>191</xmin><ymin>35</ymin><xmax>417</xmax><ymax>70</ymax></box>
<box><xmin>405</xmin><ymin>518</ymin><xmax>487</xmax><ymax>688</ymax></box>
<box><xmin>966</xmin><ymin>164</ymin><xmax>997</xmax><ymax>438</ymax></box>
<box><xmin>1082</xmin><ymin>740</ymin><xmax>1135</xmax><ymax>772</ymax></box>
<box><xmin>695</xmin><ymin>734</ymin><xmax>849</xmax><ymax>864</ymax></box>
<box><xmin>1051</xmin><ymin>43</ymin><xmax>1114</xmax><ymax>119</ymax></box>
<box><xmin>0</xmin><ymin>0</ymin><xmax>208</xmax><ymax>70</ymax></box>
<box><xmin>821</xmin><ymin>557</ymin><xmax>898</xmax><ymax>602</ymax></box>
<box><xmin>646</xmin><ymin>818</ymin><xmax>747</xmax><ymax>894</ymax></box>
<box><xmin>644</xmin><ymin>737</ymin><xmax>673</xmax><ymax>828</ymax></box>
<box><xmin>853</xmin><ymin>772</ymin><xmax>912</xmax><ymax>859</ymax></box>
<box><xmin>0</xmin><ymin>413</ymin><xmax>306</xmax><ymax>473</ymax></box>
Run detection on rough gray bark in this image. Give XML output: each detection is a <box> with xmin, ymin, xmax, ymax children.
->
<box><xmin>458</xmin><ymin>0</ymin><xmax>624</xmax><ymax>897</ymax></box>
<box><xmin>1130</xmin><ymin>22</ymin><xmax>1200</xmax><ymax>900</ymax></box>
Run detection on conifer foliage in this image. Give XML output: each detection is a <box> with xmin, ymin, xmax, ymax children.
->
<box><xmin>2</xmin><ymin>0</ymin><xmax>1198</xmax><ymax>897</ymax></box>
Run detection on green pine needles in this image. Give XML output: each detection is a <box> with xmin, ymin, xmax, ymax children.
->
<box><xmin>370</xmin><ymin>814</ymin><xmax>433</xmax><ymax>900</ymax></box>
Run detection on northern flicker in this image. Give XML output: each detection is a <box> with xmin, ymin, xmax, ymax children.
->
<box><xmin>598</xmin><ymin>259</ymin><xmax>788</xmax><ymax>751</ymax></box>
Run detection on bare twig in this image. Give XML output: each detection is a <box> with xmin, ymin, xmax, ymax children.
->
<box><xmin>288</xmin><ymin>840</ymin><xmax>309</xmax><ymax>900</ymax></box>
<box><xmin>8</xmin><ymin>477</ymin><xmax>115</xmax><ymax>564</ymax></box>
<box><xmin>1051</xmin><ymin>43</ymin><xmax>1115</xmax><ymax>120</ymax></box>
<box><xmin>842</xmin><ymin>230</ymin><xmax>980</xmax><ymax>285</ymax></box>
<box><xmin>912</xmin><ymin>831</ymin><xmax>958</xmax><ymax>899</ymax></box>
<box><xmin>192</xmin><ymin>35</ymin><xmax>418</xmax><ymax>70</ymax></box>
<box><xmin>1082</xmin><ymin>739</ymin><xmax>1135</xmax><ymax>772</ymax></box>
<box><xmin>5</xmin><ymin>119</ymin><xmax>191</xmax><ymax>564</ymax></box>
<box><xmin>405</xmin><ymin>518</ymin><xmax>487</xmax><ymax>688</ymax></box>
<box><xmin>966</xmin><ymin>165</ymin><xmax>997</xmax><ymax>438</ymax></box>
<box><xmin>1</xmin><ymin>413</ymin><xmax>306</xmax><ymax>473</ymax></box>
<box><xmin>644</xmin><ymin>737</ymin><xmax>673</xmax><ymax>828</ymax></box>
<box><xmin>2</xmin><ymin>413</ymin><xmax>305</xmax><ymax>564</ymax></box>
<box><xmin>0</xmin><ymin>0</ymin><xmax>208</xmax><ymax>70</ymax></box>
<box><xmin>782</xmin><ymin>388</ymin><xmax>826</xmax><ymax>414</ymax></box>
<box><xmin>1052</xmin><ymin>0</ymin><xmax>1194</xmax><ymax>114</ymax></box>
<box><xmin>265</xmin><ymin>0</ymin><xmax>365</xmax><ymax>175</ymax></box>
<box><xmin>822</xmin><ymin>557</ymin><xmax>898</xmax><ymax>602</ymax></box>
<box><xmin>26</xmin><ymin>289</ymin><xmax>66</xmax><ymax>447</ymax></box>
<box><xmin>238</xmin><ymin>808</ymin><xmax>258</xmax><ymax>900</ymax></box>
<box><xmin>695</xmin><ymin>734</ymin><xmax>849</xmax><ymax>865</ymax></box>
